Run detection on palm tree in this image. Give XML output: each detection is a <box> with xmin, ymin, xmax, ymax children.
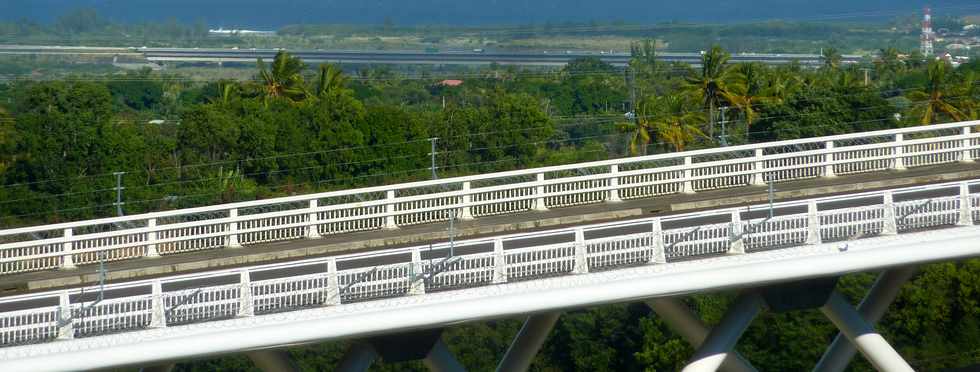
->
<box><xmin>685</xmin><ymin>46</ymin><xmax>738</xmax><ymax>140</ymax></box>
<box><xmin>821</xmin><ymin>47</ymin><xmax>842</xmax><ymax>70</ymax></box>
<box><xmin>619</xmin><ymin>94</ymin><xmax>706</xmax><ymax>155</ymax></box>
<box><xmin>723</xmin><ymin>63</ymin><xmax>769</xmax><ymax>133</ymax></box>
<box><xmin>652</xmin><ymin>94</ymin><xmax>707</xmax><ymax>152</ymax></box>
<box><xmin>907</xmin><ymin>60</ymin><xmax>966</xmax><ymax>125</ymax></box>
<box><xmin>257</xmin><ymin>50</ymin><xmax>307</xmax><ymax>103</ymax></box>
<box><xmin>309</xmin><ymin>63</ymin><xmax>350</xmax><ymax>99</ymax></box>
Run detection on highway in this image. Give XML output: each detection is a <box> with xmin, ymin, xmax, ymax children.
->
<box><xmin>0</xmin><ymin>45</ymin><xmax>864</xmax><ymax>67</ymax></box>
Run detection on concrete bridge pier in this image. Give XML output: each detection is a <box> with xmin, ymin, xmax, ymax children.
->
<box><xmin>335</xmin><ymin>330</ymin><xmax>466</xmax><ymax>372</ymax></box>
<box><xmin>336</xmin><ymin>342</ymin><xmax>379</xmax><ymax>372</ymax></box>
<box><xmin>495</xmin><ymin>312</ymin><xmax>562</xmax><ymax>372</ymax></box>
<box><xmin>646</xmin><ymin>298</ymin><xmax>757</xmax><ymax>372</ymax></box>
<box><xmin>247</xmin><ymin>349</ymin><xmax>300</xmax><ymax>372</ymax></box>
<box><xmin>813</xmin><ymin>266</ymin><xmax>918</xmax><ymax>372</ymax></box>
<box><xmin>139</xmin><ymin>363</ymin><xmax>175</xmax><ymax>372</ymax></box>
<box><xmin>820</xmin><ymin>292</ymin><xmax>914</xmax><ymax>372</ymax></box>
<box><xmin>681</xmin><ymin>293</ymin><xmax>764</xmax><ymax>372</ymax></box>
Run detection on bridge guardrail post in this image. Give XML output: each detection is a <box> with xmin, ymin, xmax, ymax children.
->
<box><xmin>752</xmin><ymin>149</ymin><xmax>766</xmax><ymax>186</ymax></box>
<box><xmin>534</xmin><ymin>173</ymin><xmax>549</xmax><ymax>211</ymax></box>
<box><xmin>824</xmin><ymin>141</ymin><xmax>837</xmax><ymax>177</ymax></box>
<box><xmin>958</xmin><ymin>182</ymin><xmax>974</xmax><ymax>226</ymax></box>
<box><xmin>962</xmin><ymin>127</ymin><xmax>974</xmax><ymax>163</ymax></box>
<box><xmin>60</xmin><ymin>228</ymin><xmax>76</xmax><ymax>270</ymax></box>
<box><xmin>649</xmin><ymin>218</ymin><xmax>667</xmax><ymax>264</ymax></box>
<box><xmin>573</xmin><ymin>228</ymin><xmax>589</xmax><ymax>274</ymax></box>
<box><xmin>882</xmin><ymin>191</ymin><xmax>898</xmax><ymax>235</ymax></box>
<box><xmin>608</xmin><ymin>165</ymin><xmax>622</xmax><ymax>202</ymax></box>
<box><xmin>384</xmin><ymin>190</ymin><xmax>398</xmax><ymax>229</ymax></box>
<box><xmin>150</xmin><ymin>280</ymin><xmax>166</xmax><ymax>328</ymax></box>
<box><xmin>227</xmin><ymin>208</ymin><xmax>241</xmax><ymax>248</ymax></box>
<box><xmin>306</xmin><ymin>199</ymin><xmax>321</xmax><ymax>239</ymax></box>
<box><xmin>409</xmin><ymin>247</ymin><xmax>426</xmax><ymax>295</ymax></box>
<box><xmin>57</xmin><ymin>291</ymin><xmax>73</xmax><ymax>340</ymax></box>
<box><xmin>237</xmin><ymin>271</ymin><xmax>253</xmax><ymax>317</ymax></box>
<box><xmin>682</xmin><ymin>156</ymin><xmax>696</xmax><ymax>194</ymax></box>
<box><xmin>325</xmin><ymin>258</ymin><xmax>340</xmax><ymax>305</ymax></box>
<box><xmin>146</xmin><ymin>218</ymin><xmax>159</xmax><ymax>258</ymax></box>
<box><xmin>460</xmin><ymin>182</ymin><xmax>475</xmax><ymax>220</ymax></box>
<box><xmin>893</xmin><ymin>134</ymin><xmax>906</xmax><ymax>171</ymax></box>
<box><xmin>807</xmin><ymin>201</ymin><xmax>822</xmax><ymax>245</ymax></box>
<box><xmin>729</xmin><ymin>211</ymin><xmax>746</xmax><ymax>255</ymax></box>
<box><xmin>493</xmin><ymin>238</ymin><xmax>508</xmax><ymax>283</ymax></box>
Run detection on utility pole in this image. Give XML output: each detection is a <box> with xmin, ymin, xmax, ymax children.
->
<box><xmin>861</xmin><ymin>68</ymin><xmax>871</xmax><ymax>86</ymax></box>
<box><xmin>113</xmin><ymin>172</ymin><xmax>126</xmax><ymax>216</ymax></box>
<box><xmin>718</xmin><ymin>107</ymin><xmax>730</xmax><ymax>147</ymax></box>
<box><xmin>625</xmin><ymin>66</ymin><xmax>637</xmax><ymax>118</ymax></box>
<box><xmin>429</xmin><ymin>137</ymin><xmax>456</xmax><ymax>258</ymax></box>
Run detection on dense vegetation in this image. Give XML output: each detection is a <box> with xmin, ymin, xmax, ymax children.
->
<box><xmin>1</xmin><ymin>42</ymin><xmax>979</xmax><ymax>370</ymax></box>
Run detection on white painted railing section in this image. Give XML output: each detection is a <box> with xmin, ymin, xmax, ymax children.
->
<box><xmin>0</xmin><ymin>179</ymin><xmax>977</xmax><ymax>348</ymax></box>
<box><xmin>1</xmin><ymin>121</ymin><xmax>979</xmax><ymax>275</ymax></box>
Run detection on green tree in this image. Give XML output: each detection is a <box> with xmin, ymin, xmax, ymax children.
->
<box><xmin>821</xmin><ymin>46</ymin><xmax>842</xmax><ymax>70</ymax></box>
<box><xmin>257</xmin><ymin>51</ymin><xmax>307</xmax><ymax>104</ymax></box>
<box><xmin>685</xmin><ymin>46</ymin><xmax>738</xmax><ymax>141</ymax></box>
<box><xmin>309</xmin><ymin>64</ymin><xmax>351</xmax><ymax>100</ymax></box>
<box><xmin>906</xmin><ymin>60</ymin><xmax>965</xmax><ymax>125</ymax></box>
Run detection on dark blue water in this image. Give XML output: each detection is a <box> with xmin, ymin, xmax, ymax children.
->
<box><xmin>1</xmin><ymin>0</ymin><xmax>976</xmax><ymax>28</ymax></box>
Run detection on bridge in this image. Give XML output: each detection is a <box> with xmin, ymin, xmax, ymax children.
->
<box><xmin>0</xmin><ymin>121</ymin><xmax>979</xmax><ymax>371</ymax></box>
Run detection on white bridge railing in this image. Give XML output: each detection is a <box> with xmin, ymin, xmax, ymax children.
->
<box><xmin>1</xmin><ymin>121</ymin><xmax>978</xmax><ymax>275</ymax></box>
<box><xmin>0</xmin><ymin>179</ymin><xmax>978</xmax><ymax>348</ymax></box>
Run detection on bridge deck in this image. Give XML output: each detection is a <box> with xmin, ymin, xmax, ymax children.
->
<box><xmin>2</xmin><ymin>163</ymin><xmax>978</xmax><ymax>295</ymax></box>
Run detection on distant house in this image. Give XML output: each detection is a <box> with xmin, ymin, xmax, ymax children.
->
<box><xmin>438</xmin><ymin>79</ymin><xmax>463</xmax><ymax>87</ymax></box>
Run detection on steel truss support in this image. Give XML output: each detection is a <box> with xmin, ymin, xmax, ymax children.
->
<box><xmin>813</xmin><ymin>267</ymin><xmax>917</xmax><ymax>372</ymax></box>
<box><xmin>424</xmin><ymin>339</ymin><xmax>467</xmax><ymax>372</ymax></box>
<box><xmin>647</xmin><ymin>298</ymin><xmax>758</xmax><ymax>372</ymax></box>
<box><xmin>336</xmin><ymin>342</ymin><xmax>380</xmax><ymax>372</ymax></box>
<box><xmin>139</xmin><ymin>363</ymin><xmax>175</xmax><ymax>372</ymax></box>
<box><xmin>682</xmin><ymin>293</ymin><xmax>764</xmax><ymax>372</ymax></box>
<box><xmin>496</xmin><ymin>312</ymin><xmax>561</xmax><ymax>372</ymax></box>
<box><xmin>247</xmin><ymin>349</ymin><xmax>300</xmax><ymax>372</ymax></box>
<box><xmin>819</xmin><ymin>292</ymin><xmax>914</xmax><ymax>372</ymax></box>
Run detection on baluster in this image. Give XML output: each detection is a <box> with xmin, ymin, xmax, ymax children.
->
<box><xmin>824</xmin><ymin>141</ymin><xmax>837</xmax><ymax>177</ymax></box>
<box><xmin>146</xmin><ymin>218</ymin><xmax>159</xmax><ymax>258</ymax></box>
<box><xmin>409</xmin><ymin>247</ymin><xmax>426</xmax><ymax>295</ymax></box>
<box><xmin>150</xmin><ymin>280</ymin><xmax>166</xmax><ymax>328</ymax></box>
<box><xmin>752</xmin><ymin>148</ymin><xmax>766</xmax><ymax>186</ymax></box>
<box><xmin>893</xmin><ymin>133</ymin><xmax>906</xmax><ymax>170</ymax></box>
<box><xmin>608</xmin><ymin>165</ymin><xmax>622</xmax><ymax>202</ymax></box>
<box><xmin>57</xmin><ymin>291</ymin><xmax>73</xmax><ymax>340</ymax></box>
<box><xmin>384</xmin><ymin>190</ymin><xmax>398</xmax><ymax>229</ymax></box>
<box><xmin>533</xmin><ymin>173</ymin><xmax>549</xmax><ymax>211</ymax></box>
<box><xmin>729</xmin><ymin>211</ymin><xmax>746</xmax><ymax>254</ymax></box>
<box><xmin>60</xmin><ymin>228</ymin><xmax>76</xmax><ymax>270</ymax></box>
<box><xmin>306</xmin><ymin>199</ymin><xmax>321</xmax><ymax>239</ymax></box>
<box><xmin>493</xmin><ymin>239</ymin><xmax>508</xmax><ymax>284</ymax></box>
<box><xmin>325</xmin><ymin>258</ymin><xmax>340</xmax><ymax>305</ymax></box>
<box><xmin>682</xmin><ymin>156</ymin><xmax>696</xmax><ymax>194</ymax></box>
<box><xmin>958</xmin><ymin>182</ymin><xmax>974</xmax><ymax>226</ymax></box>
<box><xmin>807</xmin><ymin>200</ymin><xmax>823</xmax><ymax>245</ymax></box>
<box><xmin>237</xmin><ymin>271</ymin><xmax>253</xmax><ymax>317</ymax></box>
<box><xmin>460</xmin><ymin>181</ymin><xmax>475</xmax><ymax>220</ymax></box>
<box><xmin>882</xmin><ymin>191</ymin><xmax>898</xmax><ymax>235</ymax></box>
<box><xmin>227</xmin><ymin>208</ymin><xmax>241</xmax><ymax>248</ymax></box>
<box><xmin>649</xmin><ymin>218</ymin><xmax>667</xmax><ymax>264</ymax></box>
<box><xmin>573</xmin><ymin>228</ymin><xmax>589</xmax><ymax>274</ymax></box>
<box><xmin>962</xmin><ymin>127</ymin><xmax>974</xmax><ymax>163</ymax></box>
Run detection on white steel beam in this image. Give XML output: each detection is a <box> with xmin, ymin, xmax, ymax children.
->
<box><xmin>495</xmin><ymin>312</ymin><xmax>561</xmax><ymax>372</ymax></box>
<box><xmin>682</xmin><ymin>293</ymin><xmax>764</xmax><ymax>372</ymax></box>
<box><xmin>819</xmin><ymin>292</ymin><xmax>913</xmax><ymax>372</ymax></box>
<box><xmin>813</xmin><ymin>267</ymin><xmax>917</xmax><ymax>372</ymax></box>
<box><xmin>647</xmin><ymin>298</ymin><xmax>757</xmax><ymax>372</ymax></box>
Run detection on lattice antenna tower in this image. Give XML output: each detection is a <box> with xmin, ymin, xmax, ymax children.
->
<box><xmin>921</xmin><ymin>6</ymin><xmax>934</xmax><ymax>57</ymax></box>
